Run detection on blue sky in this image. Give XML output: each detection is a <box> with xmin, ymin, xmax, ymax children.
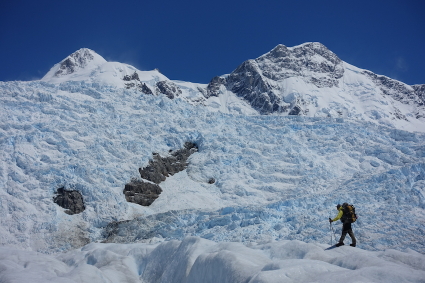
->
<box><xmin>0</xmin><ymin>0</ymin><xmax>424</xmax><ymax>85</ymax></box>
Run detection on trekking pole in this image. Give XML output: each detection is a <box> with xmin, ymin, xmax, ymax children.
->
<box><xmin>329</xmin><ymin>213</ymin><xmax>337</xmax><ymax>245</ymax></box>
<box><xmin>328</xmin><ymin>214</ymin><xmax>333</xmax><ymax>245</ymax></box>
<box><xmin>330</xmin><ymin>222</ymin><xmax>337</xmax><ymax>244</ymax></box>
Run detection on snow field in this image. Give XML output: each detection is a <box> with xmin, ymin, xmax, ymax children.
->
<box><xmin>1</xmin><ymin>237</ymin><xmax>425</xmax><ymax>283</ymax></box>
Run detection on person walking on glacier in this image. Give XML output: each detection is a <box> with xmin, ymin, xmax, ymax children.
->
<box><xmin>329</xmin><ymin>203</ymin><xmax>357</xmax><ymax>247</ymax></box>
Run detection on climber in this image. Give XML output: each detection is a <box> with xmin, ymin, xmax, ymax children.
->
<box><xmin>329</xmin><ymin>203</ymin><xmax>357</xmax><ymax>247</ymax></box>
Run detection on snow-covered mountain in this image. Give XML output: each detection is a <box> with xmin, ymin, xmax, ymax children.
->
<box><xmin>211</xmin><ymin>42</ymin><xmax>424</xmax><ymax>132</ymax></box>
<box><xmin>1</xmin><ymin>43</ymin><xmax>425</xmax><ymax>282</ymax></box>
<box><xmin>42</xmin><ymin>45</ymin><xmax>425</xmax><ymax>132</ymax></box>
<box><xmin>42</xmin><ymin>48</ymin><xmax>169</xmax><ymax>90</ymax></box>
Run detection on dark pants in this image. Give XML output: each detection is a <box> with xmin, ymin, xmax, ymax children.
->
<box><xmin>339</xmin><ymin>222</ymin><xmax>356</xmax><ymax>245</ymax></box>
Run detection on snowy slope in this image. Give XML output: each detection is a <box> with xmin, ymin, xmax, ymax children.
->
<box><xmin>1</xmin><ymin>43</ymin><xmax>425</xmax><ymax>281</ymax></box>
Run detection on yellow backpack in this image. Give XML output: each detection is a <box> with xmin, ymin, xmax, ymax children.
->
<box><xmin>341</xmin><ymin>203</ymin><xmax>357</xmax><ymax>223</ymax></box>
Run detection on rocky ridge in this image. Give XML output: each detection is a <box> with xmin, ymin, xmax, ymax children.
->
<box><xmin>363</xmin><ymin>71</ymin><xmax>424</xmax><ymax>107</ymax></box>
<box><xmin>123</xmin><ymin>71</ymin><xmax>154</xmax><ymax>94</ymax></box>
<box><xmin>123</xmin><ymin>71</ymin><xmax>182</xmax><ymax>99</ymax></box>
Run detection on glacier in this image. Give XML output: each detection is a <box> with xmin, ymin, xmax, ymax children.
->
<box><xmin>1</xmin><ymin>43</ymin><xmax>425</xmax><ymax>282</ymax></box>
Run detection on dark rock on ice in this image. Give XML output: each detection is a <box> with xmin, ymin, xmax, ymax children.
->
<box><xmin>123</xmin><ymin>179</ymin><xmax>163</xmax><ymax>206</ymax></box>
<box><xmin>124</xmin><ymin>142</ymin><xmax>198</xmax><ymax>206</ymax></box>
<box><xmin>53</xmin><ymin>187</ymin><xmax>85</xmax><ymax>215</ymax></box>
<box><xmin>288</xmin><ymin>105</ymin><xmax>302</xmax><ymax>115</ymax></box>
<box><xmin>123</xmin><ymin>72</ymin><xmax>140</xmax><ymax>81</ymax></box>
<box><xmin>122</xmin><ymin>72</ymin><xmax>153</xmax><ymax>94</ymax></box>
<box><xmin>206</xmin><ymin>76</ymin><xmax>226</xmax><ymax>98</ymax></box>
<box><xmin>124</xmin><ymin>82</ymin><xmax>135</xmax><ymax>89</ymax></box>
<box><xmin>156</xmin><ymin>81</ymin><xmax>182</xmax><ymax>99</ymax></box>
<box><xmin>413</xmin><ymin>84</ymin><xmax>425</xmax><ymax>106</ymax></box>
<box><xmin>140</xmin><ymin>83</ymin><xmax>153</xmax><ymax>95</ymax></box>
<box><xmin>139</xmin><ymin>142</ymin><xmax>198</xmax><ymax>184</ymax></box>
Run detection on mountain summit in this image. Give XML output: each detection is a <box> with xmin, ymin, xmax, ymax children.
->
<box><xmin>258</xmin><ymin>42</ymin><xmax>344</xmax><ymax>88</ymax></box>
<box><xmin>53</xmin><ymin>48</ymin><xmax>106</xmax><ymax>77</ymax></box>
<box><xmin>42</xmin><ymin>48</ymin><xmax>107</xmax><ymax>81</ymax></box>
<box><xmin>41</xmin><ymin>48</ymin><xmax>169</xmax><ymax>89</ymax></box>
<box><xmin>212</xmin><ymin>42</ymin><xmax>345</xmax><ymax>114</ymax></box>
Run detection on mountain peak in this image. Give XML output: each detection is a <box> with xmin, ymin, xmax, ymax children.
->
<box><xmin>267</xmin><ymin>44</ymin><xmax>289</xmax><ymax>58</ymax></box>
<box><xmin>296</xmin><ymin>41</ymin><xmax>328</xmax><ymax>50</ymax></box>
<box><xmin>42</xmin><ymin>48</ymin><xmax>107</xmax><ymax>81</ymax></box>
<box><xmin>262</xmin><ymin>42</ymin><xmax>340</xmax><ymax>64</ymax></box>
<box><xmin>258</xmin><ymin>42</ymin><xmax>344</xmax><ymax>83</ymax></box>
<box><xmin>53</xmin><ymin>48</ymin><xmax>107</xmax><ymax>77</ymax></box>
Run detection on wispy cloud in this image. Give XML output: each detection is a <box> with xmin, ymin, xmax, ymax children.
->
<box><xmin>395</xmin><ymin>56</ymin><xmax>408</xmax><ymax>72</ymax></box>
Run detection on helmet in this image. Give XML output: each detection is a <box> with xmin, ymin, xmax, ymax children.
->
<box><xmin>336</xmin><ymin>204</ymin><xmax>341</xmax><ymax>209</ymax></box>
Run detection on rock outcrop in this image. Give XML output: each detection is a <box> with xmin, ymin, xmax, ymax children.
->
<box><xmin>413</xmin><ymin>84</ymin><xmax>425</xmax><ymax>119</ymax></box>
<box><xmin>412</xmin><ymin>84</ymin><xmax>425</xmax><ymax>106</ymax></box>
<box><xmin>122</xmin><ymin>73</ymin><xmax>182</xmax><ymax>99</ymax></box>
<box><xmin>123</xmin><ymin>179</ymin><xmax>162</xmax><ymax>206</ymax></box>
<box><xmin>156</xmin><ymin>81</ymin><xmax>182</xmax><ymax>99</ymax></box>
<box><xmin>53</xmin><ymin>187</ymin><xmax>85</xmax><ymax>215</ymax></box>
<box><xmin>139</xmin><ymin>142</ymin><xmax>198</xmax><ymax>184</ymax></box>
<box><xmin>123</xmin><ymin>71</ymin><xmax>140</xmax><ymax>82</ymax></box>
<box><xmin>206</xmin><ymin>76</ymin><xmax>226</xmax><ymax>98</ymax></box>
<box><xmin>123</xmin><ymin>72</ymin><xmax>154</xmax><ymax>94</ymax></box>
<box><xmin>124</xmin><ymin>142</ymin><xmax>198</xmax><ymax>206</ymax></box>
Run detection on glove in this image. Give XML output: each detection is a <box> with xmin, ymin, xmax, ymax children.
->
<box><xmin>329</xmin><ymin>218</ymin><xmax>333</xmax><ymax>223</ymax></box>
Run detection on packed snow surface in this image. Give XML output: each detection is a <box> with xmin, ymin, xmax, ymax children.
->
<box><xmin>1</xmin><ymin>44</ymin><xmax>425</xmax><ymax>282</ymax></box>
<box><xmin>2</xmin><ymin>237</ymin><xmax>425</xmax><ymax>283</ymax></box>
